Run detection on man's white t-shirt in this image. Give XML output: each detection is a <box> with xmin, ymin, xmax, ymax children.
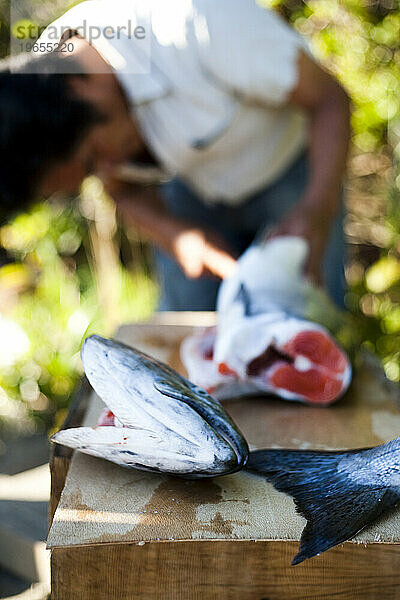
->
<box><xmin>39</xmin><ymin>0</ymin><xmax>308</xmax><ymax>204</ymax></box>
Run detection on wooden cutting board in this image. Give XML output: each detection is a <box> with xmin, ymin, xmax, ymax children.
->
<box><xmin>48</xmin><ymin>314</ymin><xmax>400</xmax><ymax>600</ymax></box>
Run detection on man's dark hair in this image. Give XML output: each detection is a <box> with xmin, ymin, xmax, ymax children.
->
<box><xmin>0</xmin><ymin>53</ymin><xmax>102</xmax><ymax>218</ymax></box>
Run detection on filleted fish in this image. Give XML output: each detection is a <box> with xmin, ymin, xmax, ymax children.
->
<box><xmin>181</xmin><ymin>236</ymin><xmax>351</xmax><ymax>405</ymax></box>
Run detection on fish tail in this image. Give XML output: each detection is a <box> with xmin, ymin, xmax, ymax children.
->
<box><xmin>247</xmin><ymin>444</ymin><xmax>400</xmax><ymax>565</ymax></box>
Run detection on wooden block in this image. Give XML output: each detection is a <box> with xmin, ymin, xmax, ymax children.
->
<box><xmin>49</xmin><ymin>456</ymin><xmax>71</xmax><ymax>529</ymax></box>
<box><xmin>49</xmin><ymin>314</ymin><xmax>400</xmax><ymax>600</ymax></box>
<box><xmin>51</xmin><ymin>540</ymin><xmax>400</xmax><ymax>600</ymax></box>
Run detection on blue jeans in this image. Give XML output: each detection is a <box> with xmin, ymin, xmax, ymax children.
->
<box><xmin>156</xmin><ymin>152</ymin><xmax>346</xmax><ymax>310</ymax></box>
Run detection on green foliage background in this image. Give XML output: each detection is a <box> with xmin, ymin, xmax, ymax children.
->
<box><xmin>0</xmin><ymin>0</ymin><xmax>400</xmax><ymax>433</ymax></box>
<box><xmin>270</xmin><ymin>0</ymin><xmax>400</xmax><ymax>150</ymax></box>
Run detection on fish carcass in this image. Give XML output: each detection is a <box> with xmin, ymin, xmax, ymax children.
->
<box><xmin>52</xmin><ymin>335</ymin><xmax>400</xmax><ymax>565</ymax></box>
<box><xmin>181</xmin><ymin>236</ymin><xmax>351</xmax><ymax>405</ymax></box>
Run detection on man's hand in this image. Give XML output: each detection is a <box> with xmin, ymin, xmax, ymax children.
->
<box><xmin>267</xmin><ymin>197</ymin><xmax>337</xmax><ymax>285</ymax></box>
<box><xmin>112</xmin><ymin>189</ymin><xmax>237</xmax><ymax>281</ymax></box>
<box><xmin>172</xmin><ymin>228</ymin><xmax>237</xmax><ymax>280</ymax></box>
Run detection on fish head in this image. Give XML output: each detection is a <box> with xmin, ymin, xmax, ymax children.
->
<box><xmin>57</xmin><ymin>335</ymin><xmax>249</xmax><ymax>477</ymax></box>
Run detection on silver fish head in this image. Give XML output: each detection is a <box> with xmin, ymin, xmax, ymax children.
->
<box><xmin>53</xmin><ymin>335</ymin><xmax>248</xmax><ymax>478</ymax></box>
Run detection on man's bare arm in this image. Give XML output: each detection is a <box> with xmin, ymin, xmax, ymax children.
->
<box><xmin>107</xmin><ymin>181</ymin><xmax>237</xmax><ymax>280</ymax></box>
<box><xmin>290</xmin><ymin>50</ymin><xmax>350</xmax><ymax>216</ymax></box>
<box><xmin>270</xmin><ymin>50</ymin><xmax>350</xmax><ymax>283</ymax></box>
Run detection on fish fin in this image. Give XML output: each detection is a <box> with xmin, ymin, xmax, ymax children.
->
<box><xmin>153</xmin><ymin>378</ymin><xmax>188</xmax><ymax>401</ymax></box>
<box><xmin>292</xmin><ymin>487</ymin><xmax>400</xmax><ymax>565</ymax></box>
<box><xmin>154</xmin><ymin>377</ymin><xmax>215</xmax><ymax>403</ymax></box>
<box><xmin>153</xmin><ymin>377</ymin><xmax>229</xmax><ymax>423</ymax></box>
<box><xmin>235</xmin><ymin>283</ymin><xmax>252</xmax><ymax>316</ymax></box>
<box><xmin>154</xmin><ymin>377</ymin><xmax>249</xmax><ymax>471</ymax></box>
<box><xmin>247</xmin><ymin>449</ymin><xmax>400</xmax><ymax>565</ymax></box>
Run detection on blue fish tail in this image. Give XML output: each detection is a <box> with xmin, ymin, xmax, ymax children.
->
<box><xmin>247</xmin><ymin>442</ymin><xmax>400</xmax><ymax>565</ymax></box>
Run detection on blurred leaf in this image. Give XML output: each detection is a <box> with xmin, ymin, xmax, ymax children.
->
<box><xmin>365</xmin><ymin>256</ymin><xmax>400</xmax><ymax>292</ymax></box>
